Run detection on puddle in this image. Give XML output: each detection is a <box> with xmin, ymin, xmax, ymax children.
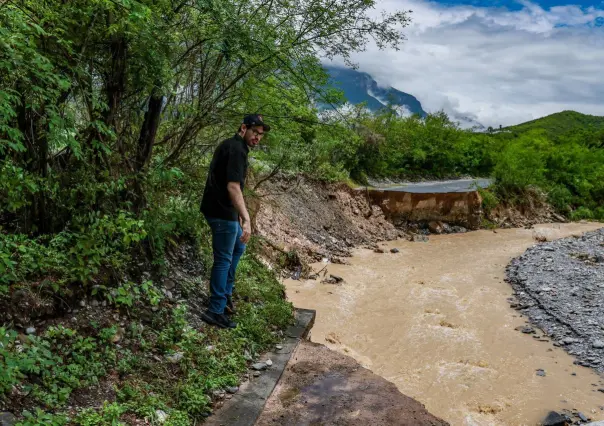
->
<box><xmin>285</xmin><ymin>223</ymin><xmax>604</xmax><ymax>425</ymax></box>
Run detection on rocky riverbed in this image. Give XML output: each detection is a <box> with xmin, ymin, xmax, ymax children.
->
<box><xmin>506</xmin><ymin>228</ymin><xmax>604</xmax><ymax>373</ymax></box>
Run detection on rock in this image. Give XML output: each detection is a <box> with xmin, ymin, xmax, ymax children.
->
<box><xmin>390</xmin><ymin>248</ymin><xmax>400</xmax><ymax>253</ymax></box>
<box><xmin>324</xmin><ymin>274</ymin><xmax>343</xmax><ymax>285</ymax></box>
<box><xmin>428</xmin><ymin>221</ymin><xmax>445</xmax><ymax>234</ymax></box>
<box><xmin>253</xmin><ymin>371</ymin><xmax>261</xmax><ymax>377</ymax></box>
<box><xmin>251</xmin><ymin>362</ymin><xmax>267</xmax><ymax>371</ymax></box>
<box><xmin>308</xmin><ymin>274</ymin><xmax>318</xmax><ymax>280</ymax></box>
<box><xmin>276</xmin><ymin>345</ymin><xmax>284</xmax><ymax>350</ymax></box>
<box><xmin>111</xmin><ymin>328</ymin><xmax>125</xmax><ymax>343</ymax></box>
<box><xmin>155</xmin><ymin>410</ymin><xmax>168</xmax><ymax>424</ymax></box>
<box><xmin>536</xmin><ymin>369</ymin><xmax>546</xmax><ymax>376</ymax></box>
<box><xmin>592</xmin><ymin>340</ymin><xmax>604</xmax><ymax>349</ymax></box>
<box><xmin>79</xmin><ymin>300</ymin><xmax>87</xmax><ymax>307</ymax></box>
<box><xmin>266</xmin><ymin>359</ymin><xmax>273</xmax><ymax>367</ymax></box>
<box><xmin>91</xmin><ymin>299</ymin><xmax>100</xmax><ymax>307</ymax></box>
<box><xmin>373</xmin><ymin>248</ymin><xmax>385</xmax><ymax>253</ymax></box>
<box><xmin>212</xmin><ymin>390</ymin><xmax>225</xmax><ymax>399</ymax></box>
<box><xmin>542</xmin><ymin>411</ymin><xmax>567</xmax><ymax>426</ymax></box>
<box><xmin>25</xmin><ymin>327</ymin><xmax>36</xmax><ymax>335</ymax></box>
<box><xmin>561</xmin><ymin>337</ymin><xmax>580</xmax><ymax>345</ymax></box>
<box><xmin>521</xmin><ymin>326</ymin><xmax>535</xmax><ymax>334</ymax></box>
<box><xmin>164</xmin><ymin>279</ymin><xmax>176</xmax><ymax>290</ymax></box>
<box><xmin>578</xmin><ymin>412</ymin><xmax>589</xmax><ymax>422</ymax></box>
<box><xmin>226</xmin><ymin>386</ymin><xmax>239</xmax><ymax>394</ymax></box>
<box><xmin>0</xmin><ymin>412</ymin><xmax>17</xmax><ymax>426</ymax></box>
<box><xmin>412</xmin><ymin>234</ymin><xmax>429</xmax><ymax>243</ymax></box>
<box><xmin>166</xmin><ymin>352</ymin><xmax>184</xmax><ymax>363</ymax></box>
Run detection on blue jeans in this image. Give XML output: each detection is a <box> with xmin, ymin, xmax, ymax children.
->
<box><xmin>205</xmin><ymin>216</ymin><xmax>246</xmax><ymax>314</ymax></box>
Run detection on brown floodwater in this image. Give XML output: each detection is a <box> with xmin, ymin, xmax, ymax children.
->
<box><xmin>284</xmin><ymin>223</ymin><xmax>604</xmax><ymax>426</ymax></box>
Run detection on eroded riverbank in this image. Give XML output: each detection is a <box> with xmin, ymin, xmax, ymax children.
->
<box><xmin>284</xmin><ymin>223</ymin><xmax>604</xmax><ymax>426</ymax></box>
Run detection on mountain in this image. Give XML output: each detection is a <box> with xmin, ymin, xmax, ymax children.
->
<box><xmin>503</xmin><ymin>111</ymin><xmax>604</xmax><ymax>137</ymax></box>
<box><xmin>322</xmin><ymin>66</ymin><xmax>427</xmax><ymax>117</ymax></box>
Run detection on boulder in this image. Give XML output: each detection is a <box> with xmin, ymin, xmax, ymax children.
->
<box><xmin>542</xmin><ymin>411</ymin><xmax>567</xmax><ymax>426</ymax></box>
<box><xmin>428</xmin><ymin>221</ymin><xmax>445</xmax><ymax>234</ymax></box>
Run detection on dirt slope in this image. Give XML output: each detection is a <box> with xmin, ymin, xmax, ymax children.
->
<box><xmin>253</xmin><ymin>176</ymin><xmax>404</xmax><ymax>264</ymax></box>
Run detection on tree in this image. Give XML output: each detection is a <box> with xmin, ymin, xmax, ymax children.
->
<box><xmin>0</xmin><ymin>0</ymin><xmax>411</xmax><ymax>233</ymax></box>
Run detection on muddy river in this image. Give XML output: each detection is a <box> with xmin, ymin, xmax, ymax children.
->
<box><xmin>284</xmin><ymin>223</ymin><xmax>604</xmax><ymax>426</ymax></box>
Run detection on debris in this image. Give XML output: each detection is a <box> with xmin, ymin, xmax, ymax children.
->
<box><xmin>155</xmin><ymin>410</ymin><xmax>168</xmax><ymax>424</ymax></box>
<box><xmin>166</xmin><ymin>352</ymin><xmax>184</xmax><ymax>363</ymax></box>
<box><xmin>323</xmin><ymin>274</ymin><xmax>344</xmax><ymax>285</ymax></box>
<box><xmin>251</xmin><ymin>362</ymin><xmax>267</xmax><ymax>371</ymax></box>
<box><xmin>428</xmin><ymin>221</ymin><xmax>445</xmax><ymax>234</ymax></box>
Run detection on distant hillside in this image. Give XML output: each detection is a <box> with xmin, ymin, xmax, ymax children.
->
<box><xmin>322</xmin><ymin>66</ymin><xmax>427</xmax><ymax>117</ymax></box>
<box><xmin>503</xmin><ymin>111</ymin><xmax>604</xmax><ymax>137</ymax></box>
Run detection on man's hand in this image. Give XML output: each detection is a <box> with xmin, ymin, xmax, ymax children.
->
<box><xmin>227</xmin><ymin>181</ymin><xmax>252</xmax><ymax>244</ymax></box>
<box><xmin>241</xmin><ymin>217</ymin><xmax>252</xmax><ymax>244</ymax></box>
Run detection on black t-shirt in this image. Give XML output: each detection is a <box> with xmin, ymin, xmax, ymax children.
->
<box><xmin>201</xmin><ymin>134</ymin><xmax>249</xmax><ymax>221</ymax></box>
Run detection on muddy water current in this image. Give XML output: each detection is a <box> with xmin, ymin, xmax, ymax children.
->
<box><xmin>284</xmin><ymin>223</ymin><xmax>604</xmax><ymax>426</ymax></box>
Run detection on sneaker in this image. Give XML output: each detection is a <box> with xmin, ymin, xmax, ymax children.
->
<box><xmin>200</xmin><ymin>310</ymin><xmax>237</xmax><ymax>329</ymax></box>
<box><xmin>225</xmin><ymin>295</ymin><xmax>236</xmax><ymax>315</ymax></box>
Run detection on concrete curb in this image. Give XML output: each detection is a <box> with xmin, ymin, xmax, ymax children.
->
<box><xmin>205</xmin><ymin>308</ymin><xmax>316</xmax><ymax>426</ymax></box>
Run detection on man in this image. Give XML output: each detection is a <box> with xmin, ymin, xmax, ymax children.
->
<box><xmin>199</xmin><ymin>114</ymin><xmax>270</xmax><ymax>328</ymax></box>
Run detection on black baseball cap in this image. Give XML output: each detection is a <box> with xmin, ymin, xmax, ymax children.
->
<box><xmin>242</xmin><ymin>114</ymin><xmax>270</xmax><ymax>132</ymax></box>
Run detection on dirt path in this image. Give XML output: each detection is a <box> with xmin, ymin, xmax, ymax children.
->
<box><xmin>284</xmin><ymin>223</ymin><xmax>604</xmax><ymax>426</ymax></box>
<box><xmin>256</xmin><ymin>340</ymin><xmax>449</xmax><ymax>426</ymax></box>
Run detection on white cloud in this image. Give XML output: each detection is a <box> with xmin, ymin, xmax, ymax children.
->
<box><xmin>326</xmin><ymin>0</ymin><xmax>604</xmax><ymax>127</ymax></box>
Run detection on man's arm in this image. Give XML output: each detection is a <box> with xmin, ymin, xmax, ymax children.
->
<box><xmin>227</xmin><ymin>182</ymin><xmax>251</xmax><ymax>244</ymax></box>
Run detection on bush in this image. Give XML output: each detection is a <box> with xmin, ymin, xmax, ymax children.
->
<box><xmin>477</xmin><ymin>188</ymin><xmax>499</xmax><ymax>213</ymax></box>
<box><xmin>570</xmin><ymin>207</ymin><xmax>594</xmax><ymax>220</ymax></box>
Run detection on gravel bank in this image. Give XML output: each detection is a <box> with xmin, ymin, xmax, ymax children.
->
<box><xmin>506</xmin><ymin>227</ymin><xmax>604</xmax><ymax>372</ymax></box>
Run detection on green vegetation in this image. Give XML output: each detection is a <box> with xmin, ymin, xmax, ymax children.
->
<box><xmin>327</xmin><ymin>107</ymin><xmax>604</xmax><ymax>219</ymax></box>
<box><xmin>503</xmin><ymin>110</ymin><xmax>604</xmax><ymax>140</ymax></box>
<box><xmin>1</xmin><ymin>0</ymin><xmax>603</xmax><ymax>422</ymax></box>
<box><xmin>0</xmin><ymin>0</ymin><xmax>409</xmax><ymax>423</ymax></box>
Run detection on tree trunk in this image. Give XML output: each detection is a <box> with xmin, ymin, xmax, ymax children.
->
<box><xmin>135</xmin><ymin>93</ymin><xmax>163</xmax><ymax>172</ymax></box>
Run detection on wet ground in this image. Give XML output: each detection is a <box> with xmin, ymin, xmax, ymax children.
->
<box><xmin>256</xmin><ymin>340</ymin><xmax>448</xmax><ymax>426</ymax></box>
<box><xmin>284</xmin><ymin>223</ymin><xmax>604</xmax><ymax>426</ymax></box>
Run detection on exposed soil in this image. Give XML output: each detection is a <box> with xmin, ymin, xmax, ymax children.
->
<box><xmin>256</xmin><ymin>340</ymin><xmax>449</xmax><ymax>426</ymax></box>
<box><xmin>486</xmin><ymin>187</ymin><xmax>565</xmax><ymax>229</ymax></box>
<box><xmin>253</xmin><ymin>175</ymin><xmax>404</xmax><ymax>265</ymax></box>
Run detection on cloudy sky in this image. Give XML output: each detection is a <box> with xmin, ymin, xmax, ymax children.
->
<box><xmin>329</xmin><ymin>0</ymin><xmax>604</xmax><ymax>127</ymax></box>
